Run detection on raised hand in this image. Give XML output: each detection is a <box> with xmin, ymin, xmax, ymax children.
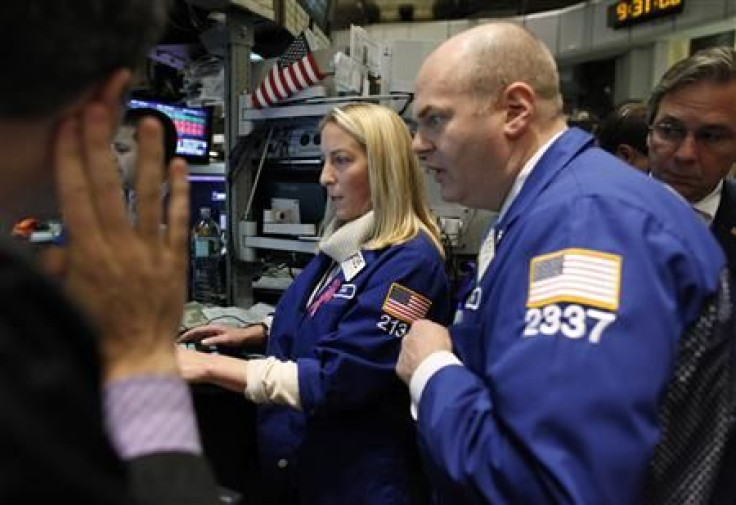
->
<box><xmin>54</xmin><ymin>103</ymin><xmax>190</xmax><ymax>382</ymax></box>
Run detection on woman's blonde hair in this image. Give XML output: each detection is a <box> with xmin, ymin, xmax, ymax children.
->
<box><xmin>320</xmin><ymin>103</ymin><xmax>443</xmax><ymax>255</ymax></box>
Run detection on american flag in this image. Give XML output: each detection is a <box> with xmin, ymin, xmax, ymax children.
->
<box><xmin>249</xmin><ymin>32</ymin><xmax>325</xmax><ymax>109</ymax></box>
<box><xmin>527</xmin><ymin>248</ymin><xmax>622</xmax><ymax>311</ymax></box>
<box><xmin>382</xmin><ymin>283</ymin><xmax>432</xmax><ymax>324</ymax></box>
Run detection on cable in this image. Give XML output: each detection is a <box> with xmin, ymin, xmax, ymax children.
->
<box><xmin>244</xmin><ymin>127</ymin><xmax>274</xmax><ymax>220</ymax></box>
<box><xmin>394</xmin><ymin>92</ymin><xmax>414</xmax><ymax>116</ymax></box>
<box><xmin>205</xmin><ymin>314</ymin><xmax>252</xmax><ymax>326</ymax></box>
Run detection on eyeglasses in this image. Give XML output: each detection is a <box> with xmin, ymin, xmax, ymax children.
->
<box><xmin>649</xmin><ymin>121</ymin><xmax>736</xmax><ymax>151</ymax></box>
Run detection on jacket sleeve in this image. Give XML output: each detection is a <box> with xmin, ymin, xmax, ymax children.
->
<box><xmin>298</xmin><ymin>243</ymin><xmax>451</xmax><ymax>416</ymax></box>
<box><xmin>0</xmin><ymin>244</ymin><xmax>223</xmax><ymax>505</ymax></box>
<box><xmin>127</xmin><ymin>452</ymin><xmax>222</xmax><ymax>505</ymax></box>
<box><xmin>416</xmin><ymin>196</ymin><xmax>722</xmax><ymax>505</ymax></box>
<box><xmin>0</xmin><ymin>248</ymin><xmax>132</xmax><ymax>503</ymax></box>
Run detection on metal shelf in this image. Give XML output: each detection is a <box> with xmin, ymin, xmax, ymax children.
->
<box><xmin>242</xmin><ymin>235</ymin><xmax>318</xmax><ymax>254</ymax></box>
<box><xmin>185</xmin><ymin>0</ymin><xmax>274</xmax><ymax>20</ymax></box>
<box><xmin>239</xmin><ymin>93</ymin><xmax>413</xmax><ymax>135</ymax></box>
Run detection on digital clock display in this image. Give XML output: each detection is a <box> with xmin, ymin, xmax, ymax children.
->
<box><xmin>608</xmin><ymin>0</ymin><xmax>685</xmax><ymax>29</ymax></box>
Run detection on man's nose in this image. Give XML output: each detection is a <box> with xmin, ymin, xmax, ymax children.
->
<box><xmin>412</xmin><ymin>130</ymin><xmax>431</xmax><ymax>157</ymax></box>
<box><xmin>673</xmin><ymin>131</ymin><xmax>699</xmax><ymax>161</ymax></box>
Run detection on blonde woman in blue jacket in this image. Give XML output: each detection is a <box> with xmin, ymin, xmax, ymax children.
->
<box><xmin>178</xmin><ymin>103</ymin><xmax>451</xmax><ymax>505</ymax></box>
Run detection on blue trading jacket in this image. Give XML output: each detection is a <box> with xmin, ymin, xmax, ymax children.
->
<box><xmin>418</xmin><ymin>128</ymin><xmax>726</xmax><ymax>504</ymax></box>
<box><xmin>257</xmin><ymin>231</ymin><xmax>451</xmax><ymax>505</ymax></box>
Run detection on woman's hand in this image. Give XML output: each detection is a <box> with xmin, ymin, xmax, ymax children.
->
<box><xmin>176</xmin><ymin>346</ymin><xmax>250</xmax><ymax>392</ymax></box>
<box><xmin>176</xmin><ymin>346</ymin><xmax>213</xmax><ymax>383</ymax></box>
<box><xmin>178</xmin><ymin>324</ymin><xmax>266</xmax><ymax>348</ymax></box>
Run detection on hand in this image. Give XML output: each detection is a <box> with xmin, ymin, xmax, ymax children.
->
<box><xmin>177</xmin><ymin>346</ymin><xmax>249</xmax><ymax>392</ymax></box>
<box><xmin>54</xmin><ymin>103</ymin><xmax>190</xmax><ymax>382</ymax></box>
<box><xmin>396</xmin><ymin>319</ymin><xmax>452</xmax><ymax>385</ymax></box>
<box><xmin>178</xmin><ymin>324</ymin><xmax>266</xmax><ymax>347</ymax></box>
<box><xmin>176</xmin><ymin>346</ymin><xmax>213</xmax><ymax>383</ymax></box>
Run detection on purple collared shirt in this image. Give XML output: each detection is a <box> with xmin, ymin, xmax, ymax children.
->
<box><xmin>104</xmin><ymin>375</ymin><xmax>201</xmax><ymax>460</ymax></box>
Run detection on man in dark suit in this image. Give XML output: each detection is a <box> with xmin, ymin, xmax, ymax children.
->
<box><xmin>648</xmin><ymin>46</ymin><xmax>736</xmax><ymax>503</ymax></box>
<box><xmin>712</xmin><ymin>178</ymin><xmax>736</xmax><ymax>281</ymax></box>
<box><xmin>0</xmin><ymin>1</ymin><xmax>221</xmax><ymax>503</ymax></box>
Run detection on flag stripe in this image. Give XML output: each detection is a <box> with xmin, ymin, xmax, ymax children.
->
<box><xmin>253</xmin><ymin>88</ymin><xmax>268</xmax><ymax>108</ymax></box>
<box><xmin>285</xmin><ymin>64</ymin><xmax>301</xmax><ymax>92</ymax></box>
<box><xmin>283</xmin><ymin>67</ymin><xmax>299</xmax><ymax>94</ymax></box>
<box><xmin>292</xmin><ymin>61</ymin><xmax>310</xmax><ymax>89</ymax></box>
<box><xmin>530</xmin><ymin>285</ymin><xmax>616</xmax><ymax>303</ymax></box>
<box><xmin>531</xmin><ymin>282</ymin><xmax>617</xmax><ymax>299</ymax></box>
<box><xmin>532</xmin><ymin>276</ymin><xmax>618</xmax><ymax>293</ymax></box>
<box><xmin>308</xmin><ymin>52</ymin><xmax>325</xmax><ymax>80</ymax></box>
<box><xmin>385</xmin><ymin>301</ymin><xmax>429</xmax><ymax>320</ymax></box>
<box><xmin>271</xmin><ymin>68</ymin><xmax>288</xmax><ymax>100</ymax></box>
<box><xmin>262</xmin><ymin>75</ymin><xmax>278</xmax><ymax>105</ymax></box>
<box><xmin>302</xmin><ymin>54</ymin><xmax>320</xmax><ymax>83</ymax></box>
<box><xmin>385</xmin><ymin>305</ymin><xmax>425</xmax><ymax>322</ymax></box>
<box><xmin>261</xmin><ymin>66</ymin><xmax>281</xmax><ymax>105</ymax></box>
<box><xmin>266</xmin><ymin>70</ymin><xmax>285</xmax><ymax>101</ymax></box>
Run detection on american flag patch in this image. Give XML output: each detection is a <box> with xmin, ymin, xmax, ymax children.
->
<box><xmin>382</xmin><ymin>283</ymin><xmax>431</xmax><ymax>323</ymax></box>
<box><xmin>527</xmin><ymin>248</ymin><xmax>622</xmax><ymax>311</ymax></box>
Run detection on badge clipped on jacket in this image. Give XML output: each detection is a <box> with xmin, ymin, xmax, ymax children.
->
<box><xmin>341</xmin><ymin>252</ymin><xmax>366</xmax><ymax>282</ymax></box>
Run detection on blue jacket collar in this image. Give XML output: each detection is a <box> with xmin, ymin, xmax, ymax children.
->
<box><xmin>495</xmin><ymin>128</ymin><xmax>594</xmax><ymax>241</ymax></box>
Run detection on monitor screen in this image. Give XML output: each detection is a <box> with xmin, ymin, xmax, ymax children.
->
<box><xmin>263</xmin><ymin>180</ymin><xmax>327</xmax><ymax>226</ymax></box>
<box><xmin>188</xmin><ymin>174</ymin><xmax>226</xmax><ymax>230</ymax></box>
<box><xmin>297</xmin><ymin>0</ymin><xmax>331</xmax><ymax>33</ymax></box>
<box><xmin>128</xmin><ymin>99</ymin><xmax>213</xmax><ymax>164</ymax></box>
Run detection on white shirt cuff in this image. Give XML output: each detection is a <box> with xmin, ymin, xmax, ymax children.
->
<box><xmin>262</xmin><ymin>314</ymin><xmax>274</xmax><ymax>335</ymax></box>
<box><xmin>409</xmin><ymin>351</ymin><xmax>462</xmax><ymax>419</ymax></box>
<box><xmin>244</xmin><ymin>357</ymin><xmax>301</xmax><ymax>409</ymax></box>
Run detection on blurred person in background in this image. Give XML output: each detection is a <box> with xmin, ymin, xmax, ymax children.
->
<box><xmin>596</xmin><ymin>101</ymin><xmax>650</xmax><ymax>173</ymax></box>
<box><xmin>113</xmin><ymin>106</ymin><xmax>179</xmax><ymax>223</ymax></box>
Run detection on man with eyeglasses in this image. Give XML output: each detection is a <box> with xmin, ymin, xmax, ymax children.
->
<box><xmin>647</xmin><ymin>46</ymin><xmax>736</xmax><ymax>504</ymax></box>
<box><xmin>648</xmin><ymin>46</ymin><xmax>736</xmax><ymax>286</ymax></box>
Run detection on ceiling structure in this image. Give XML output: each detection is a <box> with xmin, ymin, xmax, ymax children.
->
<box><xmin>163</xmin><ymin>0</ymin><xmax>594</xmax><ymax>51</ymax></box>
<box><xmin>153</xmin><ymin>0</ymin><xmax>597</xmax><ymax>94</ymax></box>
<box><xmin>333</xmin><ymin>0</ymin><xmax>591</xmax><ymax>28</ymax></box>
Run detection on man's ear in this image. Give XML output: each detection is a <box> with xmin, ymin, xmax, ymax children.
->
<box><xmin>501</xmin><ymin>82</ymin><xmax>534</xmax><ymax>138</ymax></box>
<box><xmin>615</xmin><ymin>144</ymin><xmax>636</xmax><ymax>163</ymax></box>
<box><xmin>94</xmin><ymin>69</ymin><xmax>132</xmax><ymax>120</ymax></box>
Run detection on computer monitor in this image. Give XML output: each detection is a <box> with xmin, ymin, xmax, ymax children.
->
<box><xmin>297</xmin><ymin>0</ymin><xmax>332</xmax><ymax>33</ymax></box>
<box><xmin>128</xmin><ymin>99</ymin><xmax>213</xmax><ymax>164</ymax></box>
<box><xmin>189</xmin><ymin>174</ymin><xmax>227</xmax><ymax>231</ymax></box>
<box><xmin>264</xmin><ymin>180</ymin><xmax>327</xmax><ymax>227</ymax></box>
